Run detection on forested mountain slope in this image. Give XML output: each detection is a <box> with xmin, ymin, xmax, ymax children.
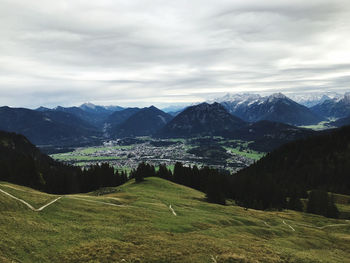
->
<box><xmin>234</xmin><ymin>125</ymin><xmax>350</xmax><ymax>198</ymax></box>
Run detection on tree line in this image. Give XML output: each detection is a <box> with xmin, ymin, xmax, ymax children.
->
<box><xmin>130</xmin><ymin>162</ymin><xmax>228</xmax><ymax>205</ymax></box>
<box><xmin>0</xmin><ymin>156</ymin><xmax>128</xmax><ymax>194</ymax></box>
<box><xmin>130</xmin><ymin>161</ymin><xmax>340</xmax><ymax>218</ymax></box>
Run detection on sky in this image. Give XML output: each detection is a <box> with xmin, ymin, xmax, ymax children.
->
<box><xmin>1</xmin><ymin>0</ymin><xmax>350</xmax><ymax>108</ymax></box>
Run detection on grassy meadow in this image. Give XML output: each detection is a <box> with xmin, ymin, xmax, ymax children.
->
<box><xmin>1</xmin><ymin>177</ymin><xmax>350</xmax><ymax>263</ymax></box>
<box><xmin>223</xmin><ymin>146</ymin><xmax>264</xmax><ymax>160</ymax></box>
<box><xmin>299</xmin><ymin>121</ymin><xmax>336</xmax><ymax>131</ymax></box>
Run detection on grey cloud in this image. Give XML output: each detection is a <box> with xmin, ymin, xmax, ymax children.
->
<box><xmin>0</xmin><ymin>0</ymin><xmax>349</xmax><ymax>108</ymax></box>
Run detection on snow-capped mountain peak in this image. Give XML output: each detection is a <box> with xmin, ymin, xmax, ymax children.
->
<box><xmin>288</xmin><ymin>92</ymin><xmax>343</xmax><ymax>107</ymax></box>
<box><xmin>343</xmin><ymin>92</ymin><xmax>350</xmax><ymax>103</ymax></box>
<box><xmin>267</xmin><ymin>92</ymin><xmax>287</xmax><ymax>102</ymax></box>
<box><xmin>80</xmin><ymin>102</ymin><xmax>97</xmax><ymax>109</ymax></box>
<box><xmin>210</xmin><ymin>93</ymin><xmax>261</xmax><ymax>103</ymax></box>
<box><xmin>210</xmin><ymin>91</ymin><xmax>323</xmax><ymax>125</ymax></box>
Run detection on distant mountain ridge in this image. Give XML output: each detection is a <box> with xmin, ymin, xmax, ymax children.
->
<box><xmin>213</xmin><ymin>91</ymin><xmax>344</xmax><ymax>108</ymax></box>
<box><xmin>36</xmin><ymin>102</ymin><xmax>124</xmax><ymax>128</ymax></box>
<box><xmin>161</xmin><ymin>105</ymin><xmax>188</xmax><ymax>114</ymax></box>
<box><xmin>79</xmin><ymin>102</ymin><xmax>124</xmax><ymax>114</ymax></box>
<box><xmin>0</xmin><ymin>106</ymin><xmax>101</xmax><ymax>146</ymax></box>
<box><xmin>288</xmin><ymin>92</ymin><xmax>342</xmax><ymax>107</ymax></box>
<box><xmin>34</xmin><ymin>104</ymin><xmax>173</xmax><ymax>139</ymax></box>
<box><xmin>2</xmin><ymin>92</ymin><xmax>349</xmax><ymax>147</ymax></box>
<box><xmin>217</xmin><ymin>93</ymin><xmax>323</xmax><ymax>125</ymax></box>
<box><xmin>311</xmin><ymin>93</ymin><xmax>350</xmax><ymax>119</ymax></box>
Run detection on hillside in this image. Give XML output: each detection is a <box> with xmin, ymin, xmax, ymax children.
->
<box><xmin>233</xmin><ymin>125</ymin><xmax>350</xmax><ymax>208</ymax></box>
<box><xmin>228</xmin><ymin>120</ymin><xmax>316</xmax><ymax>152</ymax></box>
<box><xmin>0</xmin><ymin>130</ymin><xmax>82</xmax><ymax>192</ymax></box>
<box><xmin>0</xmin><ymin>131</ymin><xmax>127</xmax><ymax>195</ymax></box>
<box><xmin>1</xmin><ymin>177</ymin><xmax>350</xmax><ymax>263</ymax></box>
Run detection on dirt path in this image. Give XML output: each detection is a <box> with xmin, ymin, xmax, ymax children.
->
<box><xmin>66</xmin><ymin>196</ymin><xmax>126</xmax><ymax>207</ymax></box>
<box><xmin>0</xmin><ymin>186</ymin><xmax>128</xmax><ymax>211</ymax></box>
<box><xmin>169</xmin><ymin>205</ymin><xmax>177</xmax><ymax>216</ymax></box>
<box><xmin>210</xmin><ymin>255</ymin><xmax>218</xmax><ymax>263</ymax></box>
<box><xmin>283</xmin><ymin>220</ymin><xmax>295</xmax><ymax>231</ymax></box>
<box><xmin>318</xmin><ymin>224</ymin><xmax>349</xmax><ymax>229</ymax></box>
<box><xmin>280</xmin><ymin>219</ymin><xmax>350</xmax><ymax>232</ymax></box>
<box><xmin>37</xmin><ymin>197</ymin><xmax>62</xmax><ymax>211</ymax></box>
<box><xmin>263</xmin><ymin>221</ymin><xmax>271</xmax><ymax>227</ymax></box>
<box><xmin>0</xmin><ymin>188</ymin><xmax>61</xmax><ymax>212</ymax></box>
<box><xmin>0</xmin><ymin>184</ymin><xmax>32</xmax><ymax>192</ymax></box>
<box><xmin>296</xmin><ymin>222</ymin><xmax>350</xmax><ymax>230</ymax></box>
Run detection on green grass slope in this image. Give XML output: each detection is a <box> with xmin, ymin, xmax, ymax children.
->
<box><xmin>1</xmin><ymin>177</ymin><xmax>350</xmax><ymax>263</ymax></box>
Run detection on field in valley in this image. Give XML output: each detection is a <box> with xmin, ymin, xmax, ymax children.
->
<box><xmin>49</xmin><ymin>137</ymin><xmax>261</xmax><ymax>173</ymax></box>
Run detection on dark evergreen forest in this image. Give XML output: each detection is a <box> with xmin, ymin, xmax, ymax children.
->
<box><xmin>0</xmin><ymin>131</ymin><xmax>127</xmax><ymax>194</ymax></box>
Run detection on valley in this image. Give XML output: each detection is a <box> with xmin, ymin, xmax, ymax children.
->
<box><xmin>50</xmin><ymin>137</ymin><xmax>261</xmax><ymax>173</ymax></box>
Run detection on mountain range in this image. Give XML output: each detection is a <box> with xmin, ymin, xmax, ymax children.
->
<box><xmin>1</xmin><ymin>92</ymin><xmax>350</xmax><ymax>148</ymax></box>
<box><xmin>79</xmin><ymin>102</ymin><xmax>124</xmax><ymax>113</ymax></box>
<box><xmin>37</xmin><ymin>102</ymin><xmax>124</xmax><ymax>127</ymax></box>
<box><xmin>0</xmin><ymin>106</ymin><xmax>101</xmax><ymax>146</ymax></box>
<box><xmin>288</xmin><ymin>92</ymin><xmax>342</xmax><ymax>107</ymax></box>
<box><xmin>217</xmin><ymin>93</ymin><xmax>323</xmax><ymax>126</ymax></box>
<box><xmin>310</xmin><ymin>93</ymin><xmax>350</xmax><ymax>119</ymax></box>
<box><xmin>214</xmin><ymin>91</ymin><xmax>343</xmax><ymax>108</ymax></box>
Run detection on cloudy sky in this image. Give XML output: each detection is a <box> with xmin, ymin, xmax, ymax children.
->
<box><xmin>1</xmin><ymin>0</ymin><xmax>350</xmax><ymax>108</ymax></box>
